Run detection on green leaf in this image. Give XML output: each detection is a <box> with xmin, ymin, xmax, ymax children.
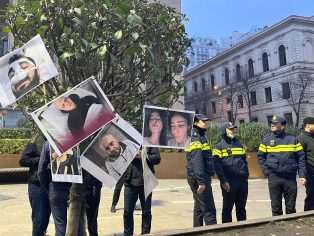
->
<box><xmin>74</xmin><ymin>8</ymin><xmax>81</xmax><ymax>15</ymax></box>
<box><xmin>98</xmin><ymin>45</ymin><xmax>107</xmax><ymax>56</ymax></box>
<box><xmin>132</xmin><ymin>32</ymin><xmax>139</xmax><ymax>41</ymax></box>
<box><xmin>116</xmin><ymin>2</ymin><xmax>133</xmax><ymax>15</ymax></box>
<box><xmin>40</xmin><ymin>15</ymin><xmax>47</xmax><ymax>22</ymax></box>
<box><xmin>2</xmin><ymin>25</ymin><xmax>11</xmax><ymax>33</ymax></box>
<box><xmin>60</xmin><ymin>52</ymin><xmax>74</xmax><ymax>61</ymax></box>
<box><xmin>69</xmin><ymin>39</ymin><xmax>74</xmax><ymax>46</ymax></box>
<box><xmin>114</xmin><ymin>30</ymin><xmax>123</xmax><ymax>40</ymax></box>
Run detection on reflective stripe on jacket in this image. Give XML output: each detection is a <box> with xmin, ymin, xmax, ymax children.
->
<box><xmin>212</xmin><ymin>137</ymin><xmax>248</xmax><ymax>183</ymax></box>
<box><xmin>257</xmin><ymin>131</ymin><xmax>306</xmax><ymax>178</ymax></box>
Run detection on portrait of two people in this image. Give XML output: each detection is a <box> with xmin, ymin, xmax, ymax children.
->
<box><xmin>143</xmin><ymin>106</ymin><xmax>194</xmax><ymax>149</ymax></box>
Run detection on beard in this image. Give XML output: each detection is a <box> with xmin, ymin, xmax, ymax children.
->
<box><xmin>11</xmin><ymin>71</ymin><xmax>40</xmax><ymax>98</ymax></box>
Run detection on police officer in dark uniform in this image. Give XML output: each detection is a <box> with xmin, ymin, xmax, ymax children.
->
<box><xmin>212</xmin><ymin>122</ymin><xmax>248</xmax><ymax>223</ymax></box>
<box><xmin>184</xmin><ymin>114</ymin><xmax>216</xmax><ymax>226</ymax></box>
<box><xmin>297</xmin><ymin>117</ymin><xmax>314</xmax><ymax>211</ymax></box>
<box><xmin>258</xmin><ymin>115</ymin><xmax>307</xmax><ymax>216</ymax></box>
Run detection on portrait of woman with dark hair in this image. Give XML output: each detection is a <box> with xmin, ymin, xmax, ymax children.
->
<box><xmin>143</xmin><ymin>109</ymin><xmax>167</xmax><ymax>146</ymax></box>
<box><xmin>167</xmin><ymin>111</ymin><xmax>192</xmax><ymax>148</ymax></box>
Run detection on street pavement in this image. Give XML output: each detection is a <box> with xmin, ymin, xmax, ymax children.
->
<box><xmin>0</xmin><ymin>179</ymin><xmax>307</xmax><ymax>236</ymax></box>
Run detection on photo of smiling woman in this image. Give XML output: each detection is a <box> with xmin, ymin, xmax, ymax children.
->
<box><xmin>167</xmin><ymin>111</ymin><xmax>193</xmax><ymax>148</ymax></box>
<box><xmin>143</xmin><ymin>108</ymin><xmax>167</xmax><ymax>146</ymax></box>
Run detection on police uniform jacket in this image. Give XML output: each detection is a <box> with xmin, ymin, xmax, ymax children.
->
<box><xmin>184</xmin><ymin>126</ymin><xmax>215</xmax><ymax>185</ymax></box>
<box><xmin>257</xmin><ymin>131</ymin><xmax>306</xmax><ymax>178</ymax></box>
<box><xmin>212</xmin><ymin>136</ymin><xmax>248</xmax><ymax>184</ymax></box>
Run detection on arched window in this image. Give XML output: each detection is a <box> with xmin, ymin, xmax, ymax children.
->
<box><xmin>184</xmin><ymin>86</ymin><xmax>187</xmax><ymax>93</ymax></box>
<box><xmin>279</xmin><ymin>45</ymin><xmax>287</xmax><ymax>66</ymax></box>
<box><xmin>262</xmin><ymin>52</ymin><xmax>269</xmax><ymax>72</ymax></box>
<box><xmin>201</xmin><ymin>78</ymin><xmax>206</xmax><ymax>91</ymax></box>
<box><xmin>248</xmin><ymin>59</ymin><xmax>254</xmax><ymax>78</ymax></box>
<box><xmin>211</xmin><ymin>75</ymin><xmax>215</xmax><ymax>89</ymax></box>
<box><xmin>225</xmin><ymin>68</ymin><xmax>229</xmax><ymax>85</ymax></box>
<box><xmin>304</xmin><ymin>40</ymin><xmax>314</xmax><ymax>62</ymax></box>
<box><xmin>236</xmin><ymin>64</ymin><xmax>241</xmax><ymax>81</ymax></box>
<box><xmin>194</xmin><ymin>81</ymin><xmax>197</xmax><ymax>92</ymax></box>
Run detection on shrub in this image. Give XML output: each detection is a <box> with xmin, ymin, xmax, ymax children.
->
<box><xmin>0</xmin><ymin>129</ymin><xmax>35</xmax><ymax>139</ymax></box>
<box><xmin>285</xmin><ymin>125</ymin><xmax>301</xmax><ymax>137</ymax></box>
<box><xmin>0</xmin><ymin>139</ymin><xmax>31</xmax><ymax>154</ymax></box>
<box><xmin>206</xmin><ymin>122</ymin><xmax>222</xmax><ymax>148</ymax></box>
<box><xmin>238</xmin><ymin>123</ymin><xmax>269</xmax><ymax>152</ymax></box>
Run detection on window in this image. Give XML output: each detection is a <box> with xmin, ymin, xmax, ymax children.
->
<box><xmin>184</xmin><ymin>86</ymin><xmax>187</xmax><ymax>93</ymax></box>
<box><xmin>282</xmin><ymin>82</ymin><xmax>290</xmax><ymax>99</ymax></box>
<box><xmin>211</xmin><ymin>75</ymin><xmax>215</xmax><ymax>89</ymax></box>
<box><xmin>212</xmin><ymin>102</ymin><xmax>216</xmax><ymax>114</ymax></box>
<box><xmin>203</xmin><ymin>104</ymin><xmax>207</xmax><ymax>114</ymax></box>
<box><xmin>279</xmin><ymin>45</ymin><xmax>287</xmax><ymax>66</ymax></box>
<box><xmin>236</xmin><ymin>64</ymin><xmax>241</xmax><ymax>81</ymax></box>
<box><xmin>194</xmin><ymin>81</ymin><xmax>197</xmax><ymax>92</ymax></box>
<box><xmin>250</xmin><ymin>91</ymin><xmax>257</xmax><ymax>106</ymax></box>
<box><xmin>239</xmin><ymin>119</ymin><xmax>245</xmax><ymax>124</ymax></box>
<box><xmin>266</xmin><ymin>115</ymin><xmax>273</xmax><ymax>126</ymax></box>
<box><xmin>262</xmin><ymin>52</ymin><xmax>269</xmax><ymax>72</ymax></box>
<box><xmin>201</xmin><ymin>78</ymin><xmax>206</xmax><ymax>91</ymax></box>
<box><xmin>252</xmin><ymin>117</ymin><xmax>258</xmax><ymax>122</ymax></box>
<box><xmin>226</xmin><ymin>97</ymin><xmax>231</xmax><ymax>104</ymax></box>
<box><xmin>225</xmin><ymin>68</ymin><xmax>229</xmax><ymax>85</ymax></box>
<box><xmin>238</xmin><ymin>95</ymin><xmax>243</xmax><ymax>108</ymax></box>
<box><xmin>284</xmin><ymin>113</ymin><xmax>293</xmax><ymax>125</ymax></box>
<box><xmin>1</xmin><ymin>40</ymin><xmax>8</xmax><ymax>56</ymax></box>
<box><xmin>248</xmin><ymin>59</ymin><xmax>254</xmax><ymax>78</ymax></box>
<box><xmin>227</xmin><ymin>111</ymin><xmax>232</xmax><ymax>122</ymax></box>
<box><xmin>265</xmin><ymin>87</ymin><xmax>272</xmax><ymax>103</ymax></box>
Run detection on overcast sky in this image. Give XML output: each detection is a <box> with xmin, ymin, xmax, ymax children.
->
<box><xmin>181</xmin><ymin>0</ymin><xmax>314</xmax><ymax>39</ymax></box>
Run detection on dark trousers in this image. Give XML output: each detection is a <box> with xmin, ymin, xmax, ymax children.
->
<box><xmin>49</xmin><ymin>183</ymin><xmax>71</xmax><ymax>236</ymax></box>
<box><xmin>112</xmin><ymin>177</ymin><xmax>124</xmax><ymax>207</ymax></box>
<box><xmin>85</xmin><ymin>185</ymin><xmax>102</xmax><ymax>236</ymax></box>
<box><xmin>305</xmin><ymin>167</ymin><xmax>314</xmax><ymax>211</ymax></box>
<box><xmin>221</xmin><ymin>178</ymin><xmax>248</xmax><ymax>223</ymax></box>
<box><xmin>28</xmin><ymin>182</ymin><xmax>51</xmax><ymax>236</ymax></box>
<box><xmin>187</xmin><ymin>175</ymin><xmax>217</xmax><ymax>226</ymax></box>
<box><xmin>123</xmin><ymin>185</ymin><xmax>152</xmax><ymax>236</ymax></box>
<box><xmin>268</xmin><ymin>174</ymin><xmax>297</xmax><ymax>216</ymax></box>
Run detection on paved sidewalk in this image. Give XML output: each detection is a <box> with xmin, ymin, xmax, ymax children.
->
<box><xmin>0</xmin><ymin>179</ymin><xmax>307</xmax><ymax>236</ymax></box>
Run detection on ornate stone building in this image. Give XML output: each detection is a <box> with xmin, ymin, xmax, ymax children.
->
<box><xmin>184</xmin><ymin>15</ymin><xmax>314</xmax><ymax>126</ymax></box>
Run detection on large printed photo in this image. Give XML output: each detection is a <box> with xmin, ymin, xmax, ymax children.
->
<box><xmin>80</xmin><ymin>117</ymin><xmax>142</xmax><ymax>188</ymax></box>
<box><xmin>31</xmin><ymin>77</ymin><xmax>116</xmax><ymax>156</ymax></box>
<box><xmin>0</xmin><ymin>35</ymin><xmax>58</xmax><ymax>107</ymax></box>
<box><xmin>142</xmin><ymin>105</ymin><xmax>195</xmax><ymax>149</ymax></box>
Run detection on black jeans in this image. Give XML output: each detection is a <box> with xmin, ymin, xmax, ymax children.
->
<box><xmin>28</xmin><ymin>182</ymin><xmax>51</xmax><ymax>236</ymax></box>
<box><xmin>123</xmin><ymin>185</ymin><xmax>152</xmax><ymax>236</ymax></box>
<box><xmin>187</xmin><ymin>174</ymin><xmax>217</xmax><ymax>226</ymax></box>
<box><xmin>221</xmin><ymin>178</ymin><xmax>248</xmax><ymax>223</ymax></box>
<box><xmin>85</xmin><ymin>185</ymin><xmax>102</xmax><ymax>236</ymax></box>
<box><xmin>305</xmin><ymin>165</ymin><xmax>314</xmax><ymax>211</ymax></box>
<box><xmin>112</xmin><ymin>177</ymin><xmax>124</xmax><ymax>207</ymax></box>
<box><xmin>49</xmin><ymin>182</ymin><xmax>71</xmax><ymax>236</ymax></box>
<box><xmin>268</xmin><ymin>173</ymin><xmax>297</xmax><ymax>216</ymax></box>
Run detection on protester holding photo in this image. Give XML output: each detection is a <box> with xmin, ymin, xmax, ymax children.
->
<box><xmin>143</xmin><ymin>109</ymin><xmax>167</xmax><ymax>146</ymax></box>
<box><xmin>99</xmin><ymin>134</ymin><xmax>139</xmax><ymax>180</ymax></box>
<box><xmin>51</xmin><ymin>149</ymin><xmax>79</xmax><ymax>175</ymax></box>
<box><xmin>38</xmin><ymin>142</ymin><xmax>72</xmax><ymax>236</ymax></box>
<box><xmin>168</xmin><ymin>111</ymin><xmax>192</xmax><ymax>148</ymax></box>
<box><xmin>19</xmin><ymin>134</ymin><xmax>51</xmax><ymax>236</ymax></box>
<box><xmin>123</xmin><ymin>147</ymin><xmax>161</xmax><ymax>236</ymax></box>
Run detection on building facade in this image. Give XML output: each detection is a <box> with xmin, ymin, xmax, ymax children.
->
<box><xmin>184</xmin><ymin>15</ymin><xmax>314</xmax><ymax>127</ymax></box>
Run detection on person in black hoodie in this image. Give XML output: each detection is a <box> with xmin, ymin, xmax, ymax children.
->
<box><xmin>212</xmin><ymin>122</ymin><xmax>249</xmax><ymax>223</ymax></box>
<box><xmin>297</xmin><ymin>117</ymin><xmax>314</xmax><ymax>211</ymax></box>
<box><xmin>19</xmin><ymin>135</ymin><xmax>51</xmax><ymax>236</ymax></box>
<box><xmin>184</xmin><ymin>114</ymin><xmax>216</xmax><ymax>227</ymax></box>
<box><xmin>123</xmin><ymin>147</ymin><xmax>160</xmax><ymax>236</ymax></box>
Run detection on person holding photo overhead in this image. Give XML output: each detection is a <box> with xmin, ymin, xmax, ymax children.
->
<box><xmin>168</xmin><ymin>112</ymin><xmax>192</xmax><ymax>148</ymax></box>
<box><xmin>143</xmin><ymin>109</ymin><xmax>167</xmax><ymax>146</ymax></box>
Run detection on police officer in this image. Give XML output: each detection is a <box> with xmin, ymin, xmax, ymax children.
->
<box><xmin>184</xmin><ymin>114</ymin><xmax>216</xmax><ymax>226</ymax></box>
<box><xmin>257</xmin><ymin>115</ymin><xmax>307</xmax><ymax>216</ymax></box>
<box><xmin>297</xmin><ymin>117</ymin><xmax>314</xmax><ymax>211</ymax></box>
<box><xmin>212</xmin><ymin>122</ymin><xmax>248</xmax><ymax>223</ymax></box>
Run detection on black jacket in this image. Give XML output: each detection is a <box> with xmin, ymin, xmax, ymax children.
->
<box><xmin>212</xmin><ymin>136</ymin><xmax>248</xmax><ymax>183</ymax></box>
<box><xmin>184</xmin><ymin>126</ymin><xmax>215</xmax><ymax>185</ymax></box>
<box><xmin>124</xmin><ymin>147</ymin><xmax>160</xmax><ymax>187</ymax></box>
<box><xmin>297</xmin><ymin>131</ymin><xmax>314</xmax><ymax>169</ymax></box>
<box><xmin>257</xmin><ymin>131</ymin><xmax>306</xmax><ymax>178</ymax></box>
